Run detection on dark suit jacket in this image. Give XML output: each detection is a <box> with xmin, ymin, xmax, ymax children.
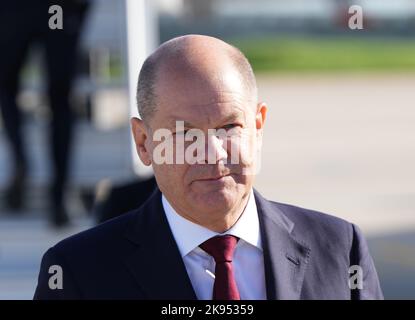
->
<box><xmin>34</xmin><ymin>188</ymin><xmax>383</xmax><ymax>299</ymax></box>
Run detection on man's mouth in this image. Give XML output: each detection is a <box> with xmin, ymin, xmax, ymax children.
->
<box><xmin>195</xmin><ymin>173</ymin><xmax>232</xmax><ymax>181</ymax></box>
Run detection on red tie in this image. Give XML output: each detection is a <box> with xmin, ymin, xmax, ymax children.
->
<box><xmin>199</xmin><ymin>235</ymin><xmax>240</xmax><ymax>300</ymax></box>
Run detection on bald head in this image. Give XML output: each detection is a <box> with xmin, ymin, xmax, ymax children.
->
<box><xmin>136</xmin><ymin>35</ymin><xmax>257</xmax><ymax>123</ymax></box>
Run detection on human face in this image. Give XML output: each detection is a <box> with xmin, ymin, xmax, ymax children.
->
<box><xmin>131</xmin><ymin>66</ymin><xmax>266</xmax><ymax>231</ymax></box>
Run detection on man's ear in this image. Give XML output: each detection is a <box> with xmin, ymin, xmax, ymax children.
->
<box><xmin>255</xmin><ymin>102</ymin><xmax>267</xmax><ymax>132</ymax></box>
<box><xmin>131</xmin><ymin>117</ymin><xmax>152</xmax><ymax>166</ymax></box>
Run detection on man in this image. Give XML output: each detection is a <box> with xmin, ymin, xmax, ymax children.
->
<box><xmin>34</xmin><ymin>35</ymin><xmax>383</xmax><ymax>299</ymax></box>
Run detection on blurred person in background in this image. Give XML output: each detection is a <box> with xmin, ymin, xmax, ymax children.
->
<box><xmin>0</xmin><ymin>0</ymin><xmax>90</xmax><ymax>227</ymax></box>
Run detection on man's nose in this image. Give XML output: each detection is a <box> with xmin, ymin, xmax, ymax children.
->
<box><xmin>204</xmin><ymin>134</ymin><xmax>228</xmax><ymax>164</ymax></box>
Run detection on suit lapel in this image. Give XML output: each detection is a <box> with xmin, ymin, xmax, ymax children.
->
<box><xmin>254</xmin><ymin>189</ymin><xmax>311</xmax><ymax>300</ymax></box>
<box><xmin>123</xmin><ymin>189</ymin><xmax>197</xmax><ymax>300</ymax></box>
<box><xmin>122</xmin><ymin>186</ymin><xmax>310</xmax><ymax>300</ymax></box>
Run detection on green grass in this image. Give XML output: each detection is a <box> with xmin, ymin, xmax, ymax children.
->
<box><xmin>230</xmin><ymin>37</ymin><xmax>415</xmax><ymax>73</ymax></box>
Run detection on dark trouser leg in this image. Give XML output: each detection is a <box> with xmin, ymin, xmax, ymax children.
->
<box><xmin>46</xmin><ymin>65</ymin><xmax>74</xmax><ymax>210</ymax></box>
<box><xmin>43</xmin><ymin>3</ymin><xmax>88</xmax><ymax>225</ymax></box>
<box><xmin>0</xmin><ymin>9</ymin><xmax>34</xmax><ymax>209</ymax></box>
<box><xmin>0</xmin><ymin>78</ymin><xmax>27</xmax><ymax>173</ymax></box>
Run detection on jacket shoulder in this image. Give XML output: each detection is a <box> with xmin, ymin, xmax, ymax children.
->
<box><xmin>52</xmin><ymin>207</ymin><xmax>140</xmax><ymax>258</ymax></box>
<box><xmin>268</xmin><ymin>200</ymin><xmax>354</xmax><ymax>250</ymax></box>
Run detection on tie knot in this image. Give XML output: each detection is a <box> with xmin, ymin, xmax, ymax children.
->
<box><xmin>199</xmin><ymin>235</ymin><xmax>239</xmax><ymax>263</ymax></box>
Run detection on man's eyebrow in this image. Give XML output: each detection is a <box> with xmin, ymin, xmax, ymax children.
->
<box><xmin>166</xmin><ymin>112</ymin><xmax>245</xmax><ymax>130</ymax></box>
<box><xmin>166</xmin><ymin>118</ymin><xmax>196</xmax><ymax>129</ymax></box>
<box><xmin>219</xmin><ymin>113</ymin><xmax>245</xmax><ymax>125</ymax></box>
<box><xmin>163</xmin><ymin>118</ymin><xmax>195</xmax><ymax>130</ymax></box>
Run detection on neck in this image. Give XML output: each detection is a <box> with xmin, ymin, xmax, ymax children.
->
<box><xmin>176</xmin><ymin>190</ymin><xmax>252</xmax><ymax>233</ymax></box>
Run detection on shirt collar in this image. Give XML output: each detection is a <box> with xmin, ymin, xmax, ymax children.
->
<box><xmin>162</xmin><ymin>189</ymin><xmax>262</xmax><ymax>257</ymax></box>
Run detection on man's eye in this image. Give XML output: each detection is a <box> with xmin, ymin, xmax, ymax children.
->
<box><xmin>222</xmin><ymin>124</ymin><xmax>239</xmax><ymax>130</ymax></box>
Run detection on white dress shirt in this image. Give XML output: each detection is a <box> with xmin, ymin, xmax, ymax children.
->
<box><xmin>162</xmin><ymin>189</ymin><xmax>267</xmax><ymax>300</ymax></box>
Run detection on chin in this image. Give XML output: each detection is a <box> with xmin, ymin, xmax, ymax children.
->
<box><xmin>189</xmin><ymin>185</ymin><xmax>239</xmax><ymax>212</ymax></box>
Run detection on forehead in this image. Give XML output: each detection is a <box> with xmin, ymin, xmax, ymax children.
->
<box><xmin>158</xmin><ymin>86</ymin><xmax>254</xmax><ymax>129</ymax></box>
<box><xmin>166</xmin><ymin>97</ymin><xmax>249</xmax><ymax>129</ymax></box>
<box><xmin>154</xmin><ymin>66</ymin><xmax>254</xmax><ymax>128</ymax></box>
